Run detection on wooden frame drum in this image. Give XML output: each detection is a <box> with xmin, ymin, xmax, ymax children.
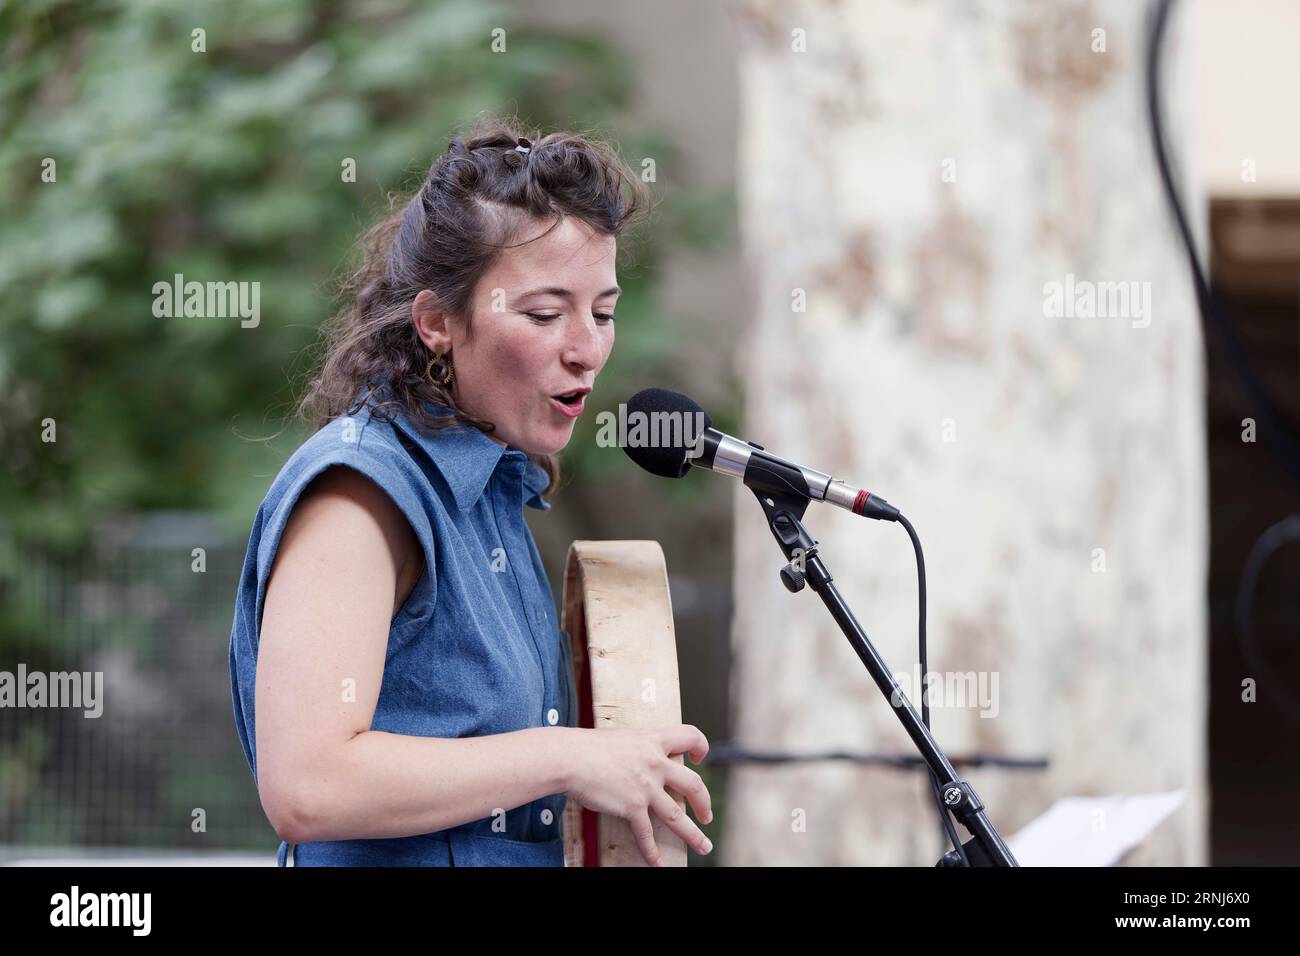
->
<box><xmin>560</xmin><ymin>540</ymin><xmax>688</xmax><ymax>867</ymax></box>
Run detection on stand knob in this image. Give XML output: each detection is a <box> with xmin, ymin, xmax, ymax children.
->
<box><xmin>780</xmin><ymin>564</ymin><xmax>806</xmax><ymax>593</ymax></box>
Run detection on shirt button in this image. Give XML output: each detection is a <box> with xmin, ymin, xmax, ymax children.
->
<box><xmin>540</xmin><ymin>809</ymin><xmax>554</xmax><ymax>826</ymax></box>
<box><xmin>546</xmin><ymin>708</ymin><xmax>559</xmax><ymax>725</ymax></box>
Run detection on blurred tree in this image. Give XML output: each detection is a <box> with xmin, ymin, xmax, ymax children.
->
<box><xmin>0</xmin><ymin>0</ymin><xmax>727</xmax><ymax>557</ymax></box>
<box><xmin>0</xmin><ymin>0</ymin><xmax>733</xmax><ymax>851</ymax></box>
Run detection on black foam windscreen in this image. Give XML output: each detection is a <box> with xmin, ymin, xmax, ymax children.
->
<box><xmin>622</xmin><ymin>387</ymin><xmax>713</xmax><ymax>479</ymax></box>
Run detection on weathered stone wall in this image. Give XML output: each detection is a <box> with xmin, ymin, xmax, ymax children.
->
<box><xmin>725</xmin><ymin>0</ymin><xmax>1206</xmax><ymax>866</ymax></box>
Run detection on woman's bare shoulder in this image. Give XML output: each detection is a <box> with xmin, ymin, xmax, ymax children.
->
<box><xmin>270</xmin><ymin>464</ymin><xmax>424</xmax><ymax>613</ymax></box>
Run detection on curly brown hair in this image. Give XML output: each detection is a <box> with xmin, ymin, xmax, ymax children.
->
<box><xmin>295</xmin><ymin>114</ymin><xmax>654</xmax><ymax>500</ymax></box>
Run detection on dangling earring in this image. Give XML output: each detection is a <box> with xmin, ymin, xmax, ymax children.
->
<box><xmin>425</xmin><ymin>349</ymin><xmax>454</xmax><ymax>388</ymax></box>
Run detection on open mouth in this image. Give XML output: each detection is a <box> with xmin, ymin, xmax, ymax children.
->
<box><xmin>550</xmin><ymin>388</ymin><xmax>589</xmax><ymax>417</ymax></box>
<box><xmin>551</xmin><ymin>388</ymin><xmax>590</xmax><ymax>406</ymax></box>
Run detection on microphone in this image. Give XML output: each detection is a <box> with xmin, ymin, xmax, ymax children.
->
<box><xmin>620</xmin><ymin>387</ymin><xmax>900</xmax><ymax>521</ymax></box>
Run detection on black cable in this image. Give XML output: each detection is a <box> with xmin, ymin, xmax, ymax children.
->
<box><xmin>1148</xmin><ymin>0</ymin><xmax>1300</xmax><ymax>741</ymax></box>
<box><xmin>702</xmin><ymin>745</ymin><xmax>1048</xmax><ymax>770</ymax></box>
<box><xmin>898</xmin><ymin>513</ymin><xmax>968</xmax><ymax>866</ymax></box>
<box><xmin>1145</xmin><ymin>0</ymin><xmax>1300</xmax><ymax>489</ymax></box>
<box><xmin>1233</xmin><ymin>515</ymin><xmax>1300</xmax><ymax>733</ymax></box>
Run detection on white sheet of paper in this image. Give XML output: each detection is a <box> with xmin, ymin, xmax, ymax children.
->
<box><xmin>1006</xmin><ymin>790</ymin><xmax>1185</xmax><ymax>866</ymax></box>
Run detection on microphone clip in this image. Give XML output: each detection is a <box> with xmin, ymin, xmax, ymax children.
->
<box><xmin>752</xmin><ymin>486</ymin><xmax>830</xmax><ymax>594</ymax></box>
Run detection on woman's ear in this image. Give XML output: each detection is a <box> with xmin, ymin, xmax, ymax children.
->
<box><xmin>411</xmin><ymin>289</ymin><xmax>452</xmax><ymax>353</ymax></box>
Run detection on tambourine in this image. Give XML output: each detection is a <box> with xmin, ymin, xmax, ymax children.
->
<box><xmin>560</xmin><ymin>540</ymin><xmax>688</xmax><ymax>867</ymax></box>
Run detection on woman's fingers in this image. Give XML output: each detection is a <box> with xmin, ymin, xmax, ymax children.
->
<box><xmin>660</xmin><ymin>724</ymin><xmax>710</xmax><ymax>765</ymax></box>
<box><xmin>628</xmin><ymin>809</ymin><xmax>664</xmax><ymax>867</ymax></box>
<box><xmin>649</xmin><ymin>788</ymin><xmax>712</xmax><ymax>857</ymax></box>
<box><xmin>664</xmin><ymin>760</ymin><xmax>713</xmax><ymax>824</ymax></box>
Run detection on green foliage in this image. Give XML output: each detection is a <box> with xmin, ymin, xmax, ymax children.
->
<box><xmin>0</xmin><ymin>0</ymin><xmax>729</xmax><ymax>556</ymax></box>
<box><xmin>0</xmin><ymin>0</ymin><xmax>733</xmax><ymax>852</ymax></box>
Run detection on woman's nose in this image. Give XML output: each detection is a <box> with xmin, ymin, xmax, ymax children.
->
<box><xmin>564</xmin><ymin>315</ymin><xmax>604</xmax><ymax>369</ymax></box>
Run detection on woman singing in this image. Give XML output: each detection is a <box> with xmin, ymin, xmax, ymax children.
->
<box><xmin>228</xmin><ymin>118</ymin><xmax>713</xmax><ymax>866</ymax></box>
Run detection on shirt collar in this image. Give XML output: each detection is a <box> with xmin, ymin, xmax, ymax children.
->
<box><xmin>373</xmin><ymin>395</ymin><xmax>551</xmax><ymax>513</ymax></box>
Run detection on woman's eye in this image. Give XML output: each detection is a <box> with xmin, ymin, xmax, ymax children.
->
<box><xmin>526</xmin><ymin>312</ymin><xmax>616</xmax><ymax>323</ymax></box>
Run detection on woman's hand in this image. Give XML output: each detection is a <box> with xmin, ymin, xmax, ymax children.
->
<box><xmin>561</xmin><ymin>724</ymin><xmax>713</xmax><ymax>866</ymax></box>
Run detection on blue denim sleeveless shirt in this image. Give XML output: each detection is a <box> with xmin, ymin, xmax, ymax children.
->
<box><xmin>228</xmin><ymin>391</ymin><xmax>575</xmax><ymax>866</ymax></box>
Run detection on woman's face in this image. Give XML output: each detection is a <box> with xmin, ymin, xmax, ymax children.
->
<box><xmin>412</xmin><ymin>215</ymin><xmax>618</xmax><ymax>456</ymax></box>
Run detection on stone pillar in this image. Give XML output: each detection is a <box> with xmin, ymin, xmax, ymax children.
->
<box><xmin>725</xmin><ymin>0</ymin><xmax>1206</xmax><ymax>865</ymax></box>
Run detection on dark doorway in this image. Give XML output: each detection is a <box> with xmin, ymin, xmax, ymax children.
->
<box><xmin>1207</xmin><ymin>197</ymin><xmax>1300</xmax><ymax>864</ymax></box>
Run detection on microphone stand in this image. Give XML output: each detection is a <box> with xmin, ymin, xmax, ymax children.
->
<box><xmin>749</xmin><ymin>481</ymin><xmax>1019</xmax><ymax>867</ymax></box>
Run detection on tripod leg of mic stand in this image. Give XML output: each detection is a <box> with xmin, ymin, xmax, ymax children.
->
<box><xmin>939</xmin><ymin>837</ymin><xmax>995</xmax><ymax>867</ymax></box>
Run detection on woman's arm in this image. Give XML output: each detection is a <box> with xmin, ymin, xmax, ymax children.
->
<box><xmin>255</xmin><ymin>465</ymin><xmax>569</xmax><ymax>843</ymax></box>
<box><xmin>255</xmin><ymin>465</ymin><xmax>713</xmax><ymax>862</ymax></box>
